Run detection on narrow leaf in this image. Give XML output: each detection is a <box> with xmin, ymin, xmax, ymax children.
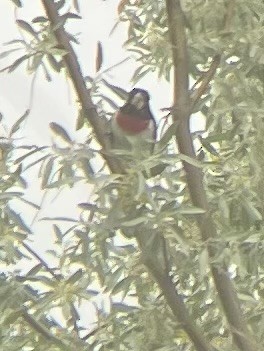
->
<box><xmin>0</xmin><ymin>48</ymin><xmax>23</xmax><ymax>59</ymax></box>
<box><xmin>112</xmin><ymin>276</ymin><xmax>132</xmax><ymax>296</ymax></box>
<box><xmin>11</xmin><ymin>0</ymin><xmax>22</xmax><ymax>6</ymax></box>
<box><xmin>102</xmin><ymin>79</ymin><xmax>128</xmax><ymax>100</ymax></box>
<box><xmin>96</xmin><ymin>41</ymin><xmax>103</xmax><ymax>72</ymax></box>
<box><xmin>49</xmin><ymin>122</ymin><xmax>72</xmax><ymax>143</ymax></box>
<box><xmin>155</xmin><ymin>122</ymin><xmax>178</xmax><ymax>151</ymax></box>
<box><xmin>47</xmin><ymin>54</ymin><xmax>62</xmax><ymax>72</ymax></box>
<box><xmin>63</xmin><ymin>12</ymin><xmax>82</xmax><ymax>20</ymax></box>
<box><xmin>178</xmin><ymin>153</ymin><xmax>203</xmax><ymax>168</ymax></box>
<box><xmin>16</xmin><ymin>20</ymin><xmax>38</xmax><ymax>38</ymax></box>
<box><xmin>67</xmin><ymin>269</ymin><xmax>83</xmax><ymax>284</ymax></box>
<box><xmin>10</xmin><ymin>110</ymin><xmax>29</xmax><ymax>136</ymax></box>
<box><xmin>6</xmin><ymin>54</ymin><xmax>31</xmax><ymax>73</ymax></box>
<box><xmin>14</xmin><ymin>146</ymin><xmax>48</xmax><ymax>165</ymax></box>
<box><xmin>5</xmin><ymin>207</ymin><xmax>32</xmax><ymax>234</ymax></box>
<box><xmin>76</xmin><ymin>109</ymin><xmax>84</xmax><ymax>130</ymax></box>
<box><xmin>41</xmin><ymin>157</ymin><xmax>55</xmax><ymax>189</ymax></box>
<box><xmin>32</xmin><ymin>16</ymin><xmax>48</xmax><ymax>23</ymax></box>
<box><xmin>0</xmin><ymin>192</ymin><xmax>23</xmax><ymax>200</ymax></box>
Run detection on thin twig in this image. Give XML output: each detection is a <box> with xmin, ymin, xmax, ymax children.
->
<box><xmin>190</xmin><ymin>54</ymin><xmax>221</xmax><ymax>109</ymax></box>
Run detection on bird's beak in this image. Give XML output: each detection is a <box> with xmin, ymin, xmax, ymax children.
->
<box><xmin>130</xmin><ymin>93</ymin><xmax>145</xmax><ymax>109</ymax></box>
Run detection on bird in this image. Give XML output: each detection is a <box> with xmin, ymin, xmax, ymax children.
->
<box><xmin>111</xmin><ymin>88</ymin><xmax>156</xmax><ymax>162</ymax></box>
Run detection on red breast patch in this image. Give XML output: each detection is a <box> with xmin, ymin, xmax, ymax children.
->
<box><xmin>116</xmin><ymin>113</ymin><xmax>149</xmax><ymax>135</ymax></box>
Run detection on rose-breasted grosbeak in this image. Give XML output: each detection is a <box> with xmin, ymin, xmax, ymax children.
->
<box><xmin>111</xmin><ymin>88</ymin><xmax>156</xmax><ymax>158</ymax></box>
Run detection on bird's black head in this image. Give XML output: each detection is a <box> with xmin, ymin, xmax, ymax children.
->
<box><xmin>127</xmin><ymin>88</ymin><xmax>150</xmax><ymax>111</ymax></box>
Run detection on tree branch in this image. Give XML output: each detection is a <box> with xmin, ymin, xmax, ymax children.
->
<box><xmin>141</xmin><ymin>248</ymin><xmax>213</xmax><ymax>351</ymax></box>
<box><xmin>21</xmin><ymin>309</ymin><xmax>71</xmax><ymax>350</ymax></box>
<box><xmin>41</xmin><ymin>0</ymin><xmax>120</xmax><ymax>173</ymax></box>
<box><xmin>165</xmin><ymin>1</ymin><xmax>256</xmax><ymax>351</ymax></box>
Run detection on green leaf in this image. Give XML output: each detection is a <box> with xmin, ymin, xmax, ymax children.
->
<box><xmin>76</xmin><ymin>109</ymin><xmax>85</xmax><ymax>130</ymax></box>
<box><xmin>102</xmin><ymin>79</ymin><xmax>128</xmax><ymax>100</ymax></box>
<box><xmin>49</xmin><ymin>122</ymin><xmax>72</xmax><ymax>143</ymax></box>
<box><xmin>26</xmin><ymin>264</ymin><xmax>42</xmax><ymax>276</ymax></box>
<box><xmin>0</xmin><ymin>192</ymin><xmax>23</xmax><ymax>200</ymax></box>
<box><xmin>47</xmin><ymin>54</ymin><xmax>63</xmax><ymax>72</ymax></box>
<box><xmin>112</xmin><ymin>276</ymin><xmax>133</xmax><ymax>296</ymax></box>
<box><xmin>41</xmin><ymin>217</ymin><xmax>78</xmax><ymax>223</ymax></box>
<box><xmin>22</xmin><ymin>154</ymin><xmax>50</xmax><ymax>172</ymax></box>
<box><xmin>41</xmin><ymin>62</ymin><xmax>52</xmax><ymax>82</ymax></box>
<box><xmin>4</xmin><ymin>54</ymin><xmax>31</xmax><ymax>73</ymax></box>
<box><xmin>131</xmin><ymin>65</ymin><xmax>152</xmax><ymax>84</ymax></box>
<box><xmin>67</xmin><ymin>269</ymin><xmax>83</xmax><ymax>284</ymax></box>
<box><xmin>16</xmin><ymin>20</ymin><xmax>38</xmax><ymax>38</ymax></box>
<box><xmin>3</xmin><ymin>39</ymin><xmax>25</xmax><ymax>46</ymax></box>
<box><xmin>176</xmin><ymin>206</ymin><xmax>206</xmax><ymax>215</ymax></box>
<box><xmin>198</xmin><ymin>248</ymin><xmax>209</xmax><ymax>280</ymax></box>
<box><xmin>199</xmin><ymin>136</ymin><xmax>219</xmax><ymax>156</ymax></box>
<box><xmin>178</xmin><ymin>153</ymin><xmax>203</xmax><ymax>168</ymax></box>
<box><xmin>53</xmin><ymin>224</ymin><xmax>63</xmax><ymax>242</ymax></box>
<box><xmin>41</xmin><ymin>157</ymin><xmax>55</xmax><ymax>189</ymax></box>
<box><xmin>29</xmin><ymin>53</ymin><xmax>43</xmax><ymax>73</ymax></box>
<box><xmin>121</xmin><ymin>216</ymin><xmax>147</xmax><ymax>227</ymax></box>
<box><xmin>14</xmin><ymin>146</ymin><xmax>48</xmax><ymax>165</ymax></box>
<box><xmin>32</xmin><ymin>16</ymin><xmax>48</xmax><ymax>23</ymax></box>
<box><xmin>9</xmin><ymin>109</ymin><xmax>29</xmax><ymax>136</ymax></box>
<box><xmin>96</xmin><ymin>41</ymin><xmax>103</xmax><ymax>72</ymax></box>
<box><xmin>204</xmin><ymin>132</ymin><xmax>231</xmax><ymax>143</ymax></box>
<box><xmin>5</xmin><ymin>207</ymin><xmax>32</xmax><ymax>234</ymax></box>
<box><xmin>62</xmin><ymin>12</ymin><xmax>82</xmax><ymax>20</ymax></box>
<box><xmin>106</xmin><ymin>266</ymin><xmax>124</xmax><ymax>291</ymax></box>
<box><xmin>101</xmin><ymin>95</ymin><xmax>119</xmax><ymax>110</ymax></box>
<box><xmin>11</xmin><ymin>0</ymin><xmax>22</xmax><ymax>7</ymax></box>
<box><xmin>218</xmin><ymin>196</ymin><xmax>229</xmax><ymax>222</ymax></box>
<box><xmin>19</xmin><ymin>197</ymin><xmax>40</xmax><ymax>210</ymax></box>
<box><xmin>0</xmin><ymin>48</ymin><xmax>23</xmax><ymax>59</ymax></box>
<box><xmin>155</xmin><ymin>122</ymin><xmax>179</xmax><ymax>151</ymax></box>
<box><xmin>241</xmin><ymin>195</ymin><xmax>262</xmax><ymax>222</ymax></box>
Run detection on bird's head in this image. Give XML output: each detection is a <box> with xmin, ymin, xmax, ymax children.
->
<box><xmin>127</xmin><ymin>88</ymin><xmax>150</xmax><ymax>111</ymax></box>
